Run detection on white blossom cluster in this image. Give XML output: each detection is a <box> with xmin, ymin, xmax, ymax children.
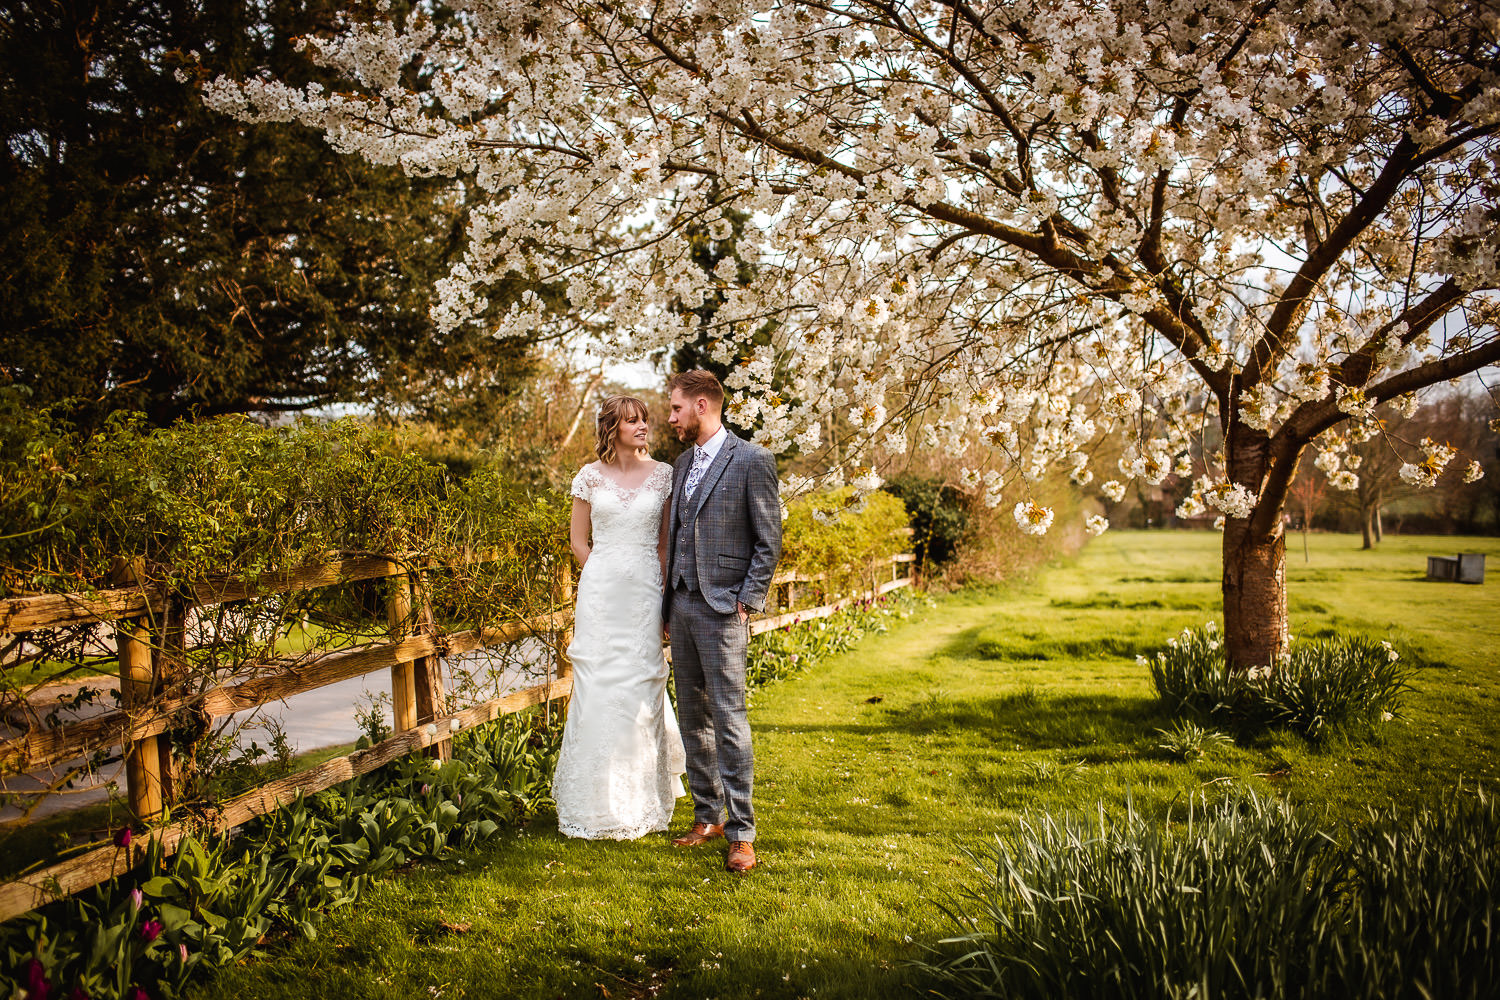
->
<box><xmin>1399</xmin><ymin>437</ymin><xmax>1459</xmax><ymax>488</ymax></box>
<box><xmin>1013</xmin><ymin>500</ymin><xmax>1054</xmax><ymax>536</ymax></box>
<box><xmin>203</xmin><ymin>0</ymin><xmax>1500</xmax><ymax>534</ymax></box>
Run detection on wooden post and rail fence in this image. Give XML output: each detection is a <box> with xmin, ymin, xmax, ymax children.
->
<box><xmin>0</xmin><ymin>548</ymin><xmax>914</xmax><ymax>922</ymax></box>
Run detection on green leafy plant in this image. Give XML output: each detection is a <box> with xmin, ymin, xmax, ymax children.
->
<box><xmin>0</xmin><ymin>711</ymin><xmax>561</xmax><ymax>999</ymax></box>
<box><xmin>1147</xmin><ymin>623</ymin><xmax>1414</xmax><ymax>738</ymax></box>
<box><xmin>1154</xmin><ymin>719</ymin><xmax>1235</xmax><ymax>761</ymax></box>
<box><xmin>353</xmin><ymin>691</ymin><xmax>393</xmax><ymax>747</ymax></box>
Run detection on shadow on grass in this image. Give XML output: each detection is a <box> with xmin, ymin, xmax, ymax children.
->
<box><xmin>939</xmin><ymin>620</ymin><xmax>1166</xmax><ymax>662</ymax></box>
<box><xmin>886</xmin><ymin>691</ymin><xmax>1166</xmax><ymax>750</ymax></box>
<box><xmin>785</xmin><ymin>686</ymin><xmax>1168</xmax><ymax>755</ymax></box>
<box><xmin>1049</xmin><ymin>594</ymin><xmax>1216</xmax><ymax>612</ymax></box>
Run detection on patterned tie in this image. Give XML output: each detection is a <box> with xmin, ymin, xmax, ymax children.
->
<box><xmin>684</xmin><ymin>445</ymin><xmax>709</xmax><ymax>500</ymax></box>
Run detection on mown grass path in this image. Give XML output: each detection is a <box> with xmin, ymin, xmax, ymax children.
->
<box><xmin>191</xmin><ymin>532</ymin><xmax>1500</xmax><ymax>1000</ymax></box>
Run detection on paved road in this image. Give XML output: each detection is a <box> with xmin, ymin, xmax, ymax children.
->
<box><xmin>1</xmin><ymin>640</ymin><xmax>555</xmax><ymax>824</ymax></box>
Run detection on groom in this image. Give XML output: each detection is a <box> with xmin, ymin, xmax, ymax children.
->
<box><xmin>664</xmin><ymin>369</ymin><xmax>782</xmax><ymax>873</ymax></box>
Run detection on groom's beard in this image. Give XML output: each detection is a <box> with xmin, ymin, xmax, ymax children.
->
<box><xmin>673</xmin><ymin>413</ymin><xmax>700</xmax><ymax>442</ymax></box>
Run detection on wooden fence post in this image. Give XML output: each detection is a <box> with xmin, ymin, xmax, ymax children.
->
<box><xmin>117</xmin><ymin>616</ymin><xmax>163</xmax><ymax>821</ymax></box>
<box><xmin>110</xmin><ymin>557</ymin><xmax>164</xmax><ymax>821</ymax></box>
<box><xmin>153</xmin><ymin>592</ymin><xmax>195</xmax><ymax>804</ymax></box>
<box><xmin>410</xmin><ymin>574</ymin><xmax>450</xmax><ymax>762</ymax></box>
<box><xmin>551</xmin><ymin>562</ymin><xmax>574</xmax><ymax>725</ymax></box>
<box><xmin>384</xmin><ymin>569</ymin><xmax>419</xmax><ymax>738</ymax></box>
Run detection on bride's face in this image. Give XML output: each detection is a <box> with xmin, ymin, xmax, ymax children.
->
<box><xmin>615</xmin><ymin>407</ymin><xmax>650</xmax><ymax>454</ymax></box>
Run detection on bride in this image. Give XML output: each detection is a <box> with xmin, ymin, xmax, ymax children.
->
<box><xmin>552</xmin><ymin>394</ymin><xmax>687</xmax><ymax>839</ymax></box>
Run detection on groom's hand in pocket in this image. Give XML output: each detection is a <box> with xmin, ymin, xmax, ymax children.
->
<box><xmin>737</xmin><ymin>601</ymin><xmax>748</xmax><ymax>623</ymax></box>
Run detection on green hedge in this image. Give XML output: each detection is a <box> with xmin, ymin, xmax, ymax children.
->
<box><xmin>0</xmin><ymin>396</ymin><xmax>567</xmax><ymax>824</ymax></box>
<box><xmin>0</xmin><ymin>392</ymin><xmax>566</xmax><ymax>606</ymax></box>
<box><xmin>778</xmin><ymin>486</ymin><xmax>911</xmax><ymax>604</ymax></box>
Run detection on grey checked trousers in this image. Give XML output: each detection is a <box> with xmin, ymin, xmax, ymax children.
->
<box><xmin>670</xmin><ymin>584</ymin><xmax>755</xmax><ymax>842</ymax></box>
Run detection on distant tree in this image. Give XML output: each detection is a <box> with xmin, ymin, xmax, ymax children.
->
<box><xmin>1421</xmin><ymin>390</ymin><xmax>1499</xmax><ymax>533</ymax></box>
<box><xmin>1287</xmin><ymin>467</ymin><xmax>1326</xmax><ymax>562</ymax></box>
<box><xmin>1319</xmin><ymin>387</ymin><xmax>1498</xmax><ymax>545</ymax></box>
<box><xmin>1339</xmin><ymin>410</ymin><xmax>1411</xmax><ymax>548</ymax></box>
<box><xmin>0</xmin><ymin>0</ymin><xmax>541</xmax><ymax>429</ymax></box>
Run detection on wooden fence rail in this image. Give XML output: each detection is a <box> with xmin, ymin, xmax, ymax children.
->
<box><xmin>0</xmin><ymin>549</ymin><xmax>912</xmax><ymax>922</ymax></box>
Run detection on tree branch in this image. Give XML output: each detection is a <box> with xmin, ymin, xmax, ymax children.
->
<box><xmin>1243</xmin><ymin>133</ymin><xmax>1421</xmax><ymax>388</ymax></box>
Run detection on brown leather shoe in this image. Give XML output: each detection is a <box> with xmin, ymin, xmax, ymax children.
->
<box><xmin>670</xmin><ymin>822</ymin><xmax>725</xmax><ymax>847</ymax></box>
<box><xmin>726</xmin><ymin>840</ymin><xmax>757</xmax><ymax>873</ymax></box>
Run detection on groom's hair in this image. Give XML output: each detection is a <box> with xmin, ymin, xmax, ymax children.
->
<box><xmin>666</xmin><ymin>369</ymin><xmax>724</xmax><ymax>409</ymax></box>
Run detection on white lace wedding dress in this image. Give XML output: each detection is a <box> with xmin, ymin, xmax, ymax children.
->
<box><xmin>553</xmin><ymin>461</ymin><xmax>687</xmax><ymax>839</ymax></box>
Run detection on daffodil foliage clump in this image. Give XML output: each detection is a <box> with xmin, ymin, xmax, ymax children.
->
<box><xmin>922</xmin><ymin>789</ymin><xmax>1500</xmax><ymax>1000</ymax></box>
<box><xmin>1147</xmin><ymin>623</ymin><xmax>1414</xmax><ymax>738</ymax></box>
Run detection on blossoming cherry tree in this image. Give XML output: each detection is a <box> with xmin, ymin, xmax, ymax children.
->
<box><xmin>207</xmin><ymin>0</ymin><xmax>1500</xmax><ymax>669</ymax></box>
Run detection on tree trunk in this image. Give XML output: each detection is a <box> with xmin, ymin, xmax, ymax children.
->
<box><xmin>1361</xmin><ymin>503</ymin><xmax>1374</xmax><ymax>549</ymax></box>
<box><xmin>558</xmin><ymin>370</ymin><xmax>605</xmax><ymax>450</ymax></box>
<box><xmin>1374</xmin><ymin>505</ymin><xmax>1384</xmax><ymax>543</ymax></box>
<box><xmin>1222</xmin><ymin>521</ymin><xmax>1289</xmax><ymax>669</ymax></box>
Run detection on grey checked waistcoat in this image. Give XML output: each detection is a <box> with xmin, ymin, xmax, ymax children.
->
<box><xmin>671</xmin><ymin>475</ymin><xmax>701</xmax><ymax>593</ymax></box>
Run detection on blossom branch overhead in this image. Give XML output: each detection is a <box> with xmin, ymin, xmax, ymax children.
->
<box><xmin>202</xmin><ymin>0</ymin><xmax>1500</xmax><ymax>536</ymax></box>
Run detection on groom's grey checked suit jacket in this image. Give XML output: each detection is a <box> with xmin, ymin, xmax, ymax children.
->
<box><xmin>664</xmin><ymin>431</ymin><xmax>783</xmax><ymax>619</ymax></box>
<box><xmin>665</xmin><ymin>430</ymin><xmax>782</xmax><ymax>843</ymax></box>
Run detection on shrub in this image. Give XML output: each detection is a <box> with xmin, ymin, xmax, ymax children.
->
<box><xmin>882</xmin><ymin>475</ymin><xmax>970</xmax><ymax>571</ymax></box>
<box><xmin>919</xmin><ymin>789</ymin><xmax>1500</xmax><ymax>1000</ymax></box>
<box><xmin>779</xmin><ymin>486</ymin><xmax>911</xmax><ymax>599</ymax></box>
<box><xmin>1146</xmin><ymin>623</ymin><xmax>1413</xmax><ymax>738</ymax></box>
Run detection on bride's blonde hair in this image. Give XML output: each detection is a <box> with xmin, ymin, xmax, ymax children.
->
<box><xmin>595</xmin><ymin>394</ymin><xmax>651</xmax><ymax>465</ymax></box>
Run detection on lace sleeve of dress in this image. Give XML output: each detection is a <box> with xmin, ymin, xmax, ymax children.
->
<box><xmin>570</xmin><ymin>465</ymin><xmax>595</xmax><ymax>503</ymax></box>
<box><xmin>651</xmin><ymin>461</ymin><xmax>674</xmax><ymax>493</ymax></box>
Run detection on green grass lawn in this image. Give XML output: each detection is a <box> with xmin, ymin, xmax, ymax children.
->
<box><xmin>188</xmin><ymin>531</ymin><xmax>1500</xmax><ymax>1000</ymax></box>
